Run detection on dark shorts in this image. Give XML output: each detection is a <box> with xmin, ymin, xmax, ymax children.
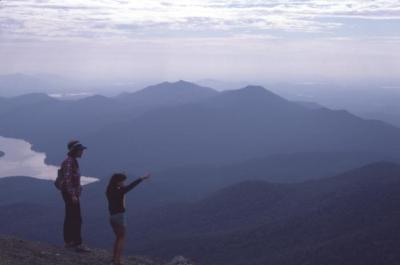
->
<box><xmin>110</xmin><ymin>213</ymin><xmax>126</xmax><ymax>227</ymax></box>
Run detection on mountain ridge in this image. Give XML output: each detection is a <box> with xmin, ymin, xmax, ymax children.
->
<box><xmin>1</xmin><ymin>162</ymin><xmax>400</xmax><ymax>265</ymax></box>
<box><xmin>1</xmin><ymin>81</ymin><xmax>400</xmax><ymax>177</ymax></box>
<box><xmin>132</xmin><ymin>161</ymin><xmax>400</xmax><ymax>265</ymax></box>
<box><xmin>115</xmin><ymin>80</ymin><xmax>218</xmax><ymax>107</ymax></box>
<box><xmin>83</xmin><ymin>83</ymin><xmax>400</xmax><ymax>174</ymax></box>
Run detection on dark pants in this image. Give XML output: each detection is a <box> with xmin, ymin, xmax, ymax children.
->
<box><xmin>62</xmin><ymin>191</ymin><xmax>82</xmax><ymax>245</ymax></box>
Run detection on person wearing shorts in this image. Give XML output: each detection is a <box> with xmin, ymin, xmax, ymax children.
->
<box><xmin>106</xmin><ymin>172</ymin><xmax>150</xmax><ymax>265</ymax></box>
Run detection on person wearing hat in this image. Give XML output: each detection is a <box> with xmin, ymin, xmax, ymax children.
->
<box><xmin>60</xmin><ymin>140</ymin><xmax>90</xmax><ymax>252</ymax></box>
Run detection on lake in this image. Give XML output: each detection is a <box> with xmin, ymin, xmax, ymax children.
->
<box><xmin>0</xmin><ymin>135</ymin><xmax>97</xmax><ymax>184</ymax></box>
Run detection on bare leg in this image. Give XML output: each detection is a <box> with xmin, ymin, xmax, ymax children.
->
<box><xmin>111</xmin><ymin>222</ymin><xmax>126</xmax><ymax>264</ymax></box>
<box><xmin>116</xmin><ymin>232</ymin><xmax>125</xmax><ymax>263</ymax></box>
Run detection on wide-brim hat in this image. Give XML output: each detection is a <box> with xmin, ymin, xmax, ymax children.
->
<box><xmin>68</xmin><ymin>140</ymin><xmax>87</xmax><ymax>151</ymax></box>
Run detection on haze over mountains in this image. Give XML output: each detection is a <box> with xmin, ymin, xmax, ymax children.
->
<box><xmin>87</xmin><ymin>84</ymin><xmax>400</xmax><ymax>174</ymax></box>
<box><xmin>0</xmin><ymin>73</ymin><xmax>145</xmax><ymax>98</ymax></box>
<box><xmin>2</xmin><ymin>73</ymin><xmax>400</xmax><ymax>127</ymax></box>
<box><xmin>273</xmin><ymin>81</ymin><xmax>400</xmax><ymax>128</ymax></box>
<box><xmin>1</xmin><ymin>79</ymin><xmax>400</xmax><ymax>178</ymax></box>
<box><xmin>0</xmin><ymin>73</ymin><xmax>60</xmax><ymax>97</ymax></box>
<box><xmin>2</xmin><ymin>78</ymin><xmax>400</xmax><ymax>264</ymax></box>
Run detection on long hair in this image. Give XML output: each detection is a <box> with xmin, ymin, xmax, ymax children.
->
<box><xmin>106</xmin><ymin>173</ymin><xmax>127</xmax><ymax>195</ymax></box>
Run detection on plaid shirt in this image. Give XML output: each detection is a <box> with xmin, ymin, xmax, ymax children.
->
<box><xmin>61</xmin><ymin>156</ymin><xmax>81</xmax><ymax>197</ymax></box>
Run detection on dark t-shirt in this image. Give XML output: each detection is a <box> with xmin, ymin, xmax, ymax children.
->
<box><xmin>106</xmin><ymin>178</ymin><xmax>142</xmax><ymax>215</ymax></box>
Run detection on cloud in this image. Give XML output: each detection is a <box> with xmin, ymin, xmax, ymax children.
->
<box><xmin>0</xmin><ymin>0</ymin><xmax>399</xmax><ymax>41</ymax></box>
<box><xmin>1</xmin><ymin>0</ymin><xmax>399</xmax><ymax>82</ymax></box>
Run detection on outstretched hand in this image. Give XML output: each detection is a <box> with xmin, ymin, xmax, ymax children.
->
<box><xmin>140</xmin><ymin>173</ymin><xmax>151</xmax><ymax>180</ymax></box>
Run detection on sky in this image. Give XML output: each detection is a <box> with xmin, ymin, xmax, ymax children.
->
<box><xmin>0</xmin><ymin>0</ymin><xmax>400</xmax><ymax>83</ymax></box>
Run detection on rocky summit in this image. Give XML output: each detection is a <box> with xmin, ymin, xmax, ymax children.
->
<box><xmin>0</xmin><ymin>236</ymin><xmax>194</xmax><ymax>265</ymax></box>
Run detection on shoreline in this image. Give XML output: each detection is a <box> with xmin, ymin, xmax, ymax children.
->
<box><xmin>0</xmin><ymin>135</ymin><xmax>98</xmax><ymax>185</ymax></box>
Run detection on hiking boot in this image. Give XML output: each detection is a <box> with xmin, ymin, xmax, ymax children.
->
<box><xmin>75</xmin><ymin>244</ymin><xmax>91</xmax><ymax>253</ymax></box>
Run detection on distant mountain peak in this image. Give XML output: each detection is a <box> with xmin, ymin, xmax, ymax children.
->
<box><xmin>214</xmin><ymin>84</ymin><xmax>292</xmax><ymax>107</ymax></box>
<box><xmin>176</xmin><ymin>79</ymin><xmax>192</xmax><ymax>85</ymax></box>
<box><xmin>115</xmin><ymin>80</ymin><xmax>218</xmax><ymax>107</ymax></box>
<box><xmin>229</xmin><ymin>85</ymin><xmax>281</xmax><ymax>97</ymax></box>
<box><xmin>147</xmin><ymin>80</ymin><xmax>215</xmax><ymax>91</ymax></box>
